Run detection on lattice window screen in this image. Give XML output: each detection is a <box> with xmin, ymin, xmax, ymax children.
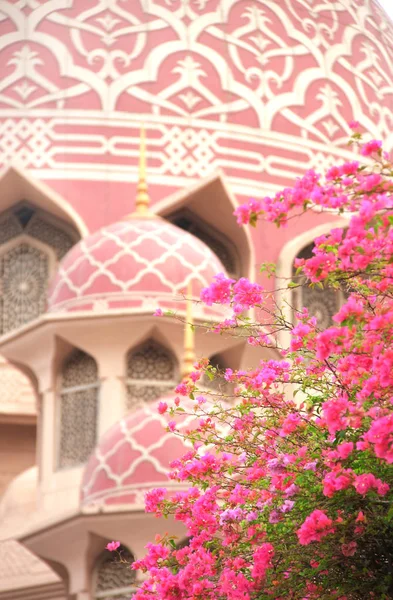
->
<box><xmin>58</xmin><ymin>350</ymin><xmax>99</xmax><ymax>469</ymax></box>
<box><xmin>25</xmin><ymin>214</ymin><xmax>74</xmax><ymax>259</ymax></box>
<box><xmin>95</xmin><ymin>547</ymin><xmax>137</xmax><ymax>600</ymax></box>
<box><xmin>0</xmin><ymin>207</ymin><xmax>75</xmax><ymax>334</ymax></box>
<box><xmin>0</xmin><ymin>243</ymin><xmax>48</xmax><ymax>334</ymax></box>
<box><xmin>126</xmin><ymin>340</ymin><xmax>177</xmax><ymax>409</ymax></box>
<box><xmin>293</xmin><ymin>242</ymin><xmax>346</xmax><ymax>329</ymax></box>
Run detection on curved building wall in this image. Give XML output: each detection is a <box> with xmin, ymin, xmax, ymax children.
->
<box><xmin>0</xmin><ymin>1</ymin><xmax>392</xmax><ymax>234</ymax></box>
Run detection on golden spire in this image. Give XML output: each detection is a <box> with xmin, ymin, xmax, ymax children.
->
<box><xmin>129</xmin><ymin>125</ymin><xmax>154</xmax><ymax>218</ymax></box>
<box><xmin>182</xmin><ymin>281</ymin><xmax>196</xmax><ymax>378</ymax></box>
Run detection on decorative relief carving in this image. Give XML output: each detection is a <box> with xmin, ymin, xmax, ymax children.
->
<box><xmin>0</xmin><ymin>243</ymin><xmax>48</xmax><ymax>334</ymax></box>
<box><xmin>0</xmin><ymin>206</ymin><xmax>74</xmax><ymax>334</ymax></box>
<box><xmin>293</xmin><ymin>242</ymin><xmax>345</xmax><ymax>329</ymax></box>
<box><xmin>301</xmin><ymin>285</ymin><xmax>341</xmax><ymax>330</ymax></box>
<box><xmin>0</xmin><ymin>1</ymin><xmax>392</xmax><ymax>193</ymax></box>
<box><xmin>25</xmin><ymin>214</ymin><xmax>74</xmax><ymax>259</ymax></box>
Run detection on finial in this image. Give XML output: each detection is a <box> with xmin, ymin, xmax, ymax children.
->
<box><xmin>182</xmin><ymin>281</ymin><xmax>196</xmax><ymax>378</ymax></box>
<box><xmin>131</xmin><ymin>124</ymin><xmax>153</xmax><ymax>218</ymax></box>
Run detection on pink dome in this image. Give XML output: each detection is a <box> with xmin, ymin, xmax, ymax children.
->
<box><xmin>47</xmin><ymin>217</ymin><xmax>225</xmax><ymax>316</ymax></box>
<box><xmin>81</xmin><ymin>400</ymin><xmax>195</xmax><ymax>507</ymax></box>
<box><xmin>1</xmin><ymin>1</ymin><xmax>392</xmax><ymax>231</ymax></box>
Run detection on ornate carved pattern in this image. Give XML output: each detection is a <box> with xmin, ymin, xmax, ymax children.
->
<box><xmin>293</xmin><ymin>243</ymin><xmax>343</xmax><ymax>329</ymax></box>
<box><xmin>301</xmin><ymin>285</ymin><xmax>340</xmax><ymax>330</ymax></box>
<box><xmin>0</xmin><ymin>1</ymin><xmax>392</xmax><ymax>195</ymax></box>
<box><xmin>24</xmin><ymin>214</ymin><xmax>74</xmax><ymax>259</ymax></box>
<box><xmin>126</xmin><ymin>340</ymin><xmax>177</xmax><ymax>409</ymax></box>
<box><xmin>0</xmin><ymin>216</ymin><xmax>23</xmax><ymax>245</ymax></box>
<box><xmin>58</xmin><ymin>350</ymin><xmax>98</xmax><ymax>469</ymax></box>
<box><xmin>95</xmin><ymin>547</ymin><xmax>137</xmax><ymax>600</ymax></box>
<box><xmin>0</xmin><ymin>243</ymin><xmax>48</xmax><ymax>334</ymax></box>
<box><xmin>0</xmin><ymin>206</ymin><xmax>75</xmax><ymax>334</ymax></box>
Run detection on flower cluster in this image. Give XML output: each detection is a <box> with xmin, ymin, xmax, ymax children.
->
<box><xmin>129</xmin><ymin>132</ymin><xmax>393</xmax><ymax>599</ymax></box>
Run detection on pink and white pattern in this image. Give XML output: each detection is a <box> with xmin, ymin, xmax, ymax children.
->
<box><xmin>81</xmin><ymin>400</ymin><xmax>194</xmax><ymax>507</ymax></box>
<box><xmin>47</xmin><ymin>217</ymin><xmax>226</xmax><ymax>317</ymax></box>
<box><xmin>1</xmin><ymin>0</ymin><xmax>393</xmax><ymax>204</ymax></box>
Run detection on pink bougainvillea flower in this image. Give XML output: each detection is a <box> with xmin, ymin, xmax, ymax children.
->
<box><xmin>157</xmin><ymin>401</ymin><xmax>168</xmax><ymax>414</ymax></box>
<box><xmin>297</xmin><ymin>510</ymin><xmax>336</xmax><ymax>545</ymax></box>
<box><xmin>360</xmin><ymin>139</ymin><xmax>382</xmax><ymax>156</ymax></box>
<box><xmin>106</xmin><ymin>541</ymin><xmax>121</xmax><ymax>552</ymax></box>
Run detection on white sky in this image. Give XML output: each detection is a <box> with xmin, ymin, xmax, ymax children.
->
<box><xmin>378</xmin><ymin>0</ymin><xmax>393</xmax><ymax>21</ymax></box>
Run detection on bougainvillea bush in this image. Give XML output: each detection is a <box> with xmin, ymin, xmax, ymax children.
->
<box><xmin>131</xmin><ymin>129</ymin><xmax>393</xmax><ymax>599</ymax></box>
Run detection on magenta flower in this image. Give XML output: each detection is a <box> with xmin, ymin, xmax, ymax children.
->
<box><xmin>157</xmin><ymin>401</ymin><xmax>168</xmax><ymax>414</ymax></box>
<box><xmin>106</xmin><ymin>541</ymin><xmax>121</xmax><ymax>552</ymax></box>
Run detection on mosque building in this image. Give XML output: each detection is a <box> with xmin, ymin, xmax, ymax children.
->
<box><xmin>0</xmin><ymin>1</ymin><xmax>392</xmax><ymax>598</ymax></box>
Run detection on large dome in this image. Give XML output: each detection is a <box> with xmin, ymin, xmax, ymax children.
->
<box><xmin>47</xmin><ymin>217</ymin><xmax>225</xmax><ymax>316</ymax></box>
<box><xmin>1</xmin><ymin>0</ymin><xmax>393</xmax><ymax>228</ymax></box>
<box><xmin>81</xmin><ymin>399</ymin><xmax>195</xmax><ymax>508</ymax></box>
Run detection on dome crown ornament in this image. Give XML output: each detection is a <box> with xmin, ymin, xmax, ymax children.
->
<box><xmin>128</xmin><ymin>125</ymin><xmax>155</xmax><ymax>220</ymax></box>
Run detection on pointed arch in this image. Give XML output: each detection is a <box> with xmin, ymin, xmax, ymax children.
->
<box><xmin>153</xmin><ymin>170</ymin><xmax>254</xmax><ymax>280</ymax></box>
<box><xmin>0</xmin><ymin>165</ymin><xmax>88</xmax><ymax>238</ymax></box>
<box><xmin>0</xmin><ymin>169</ymin><xmax>83</xmax><ymax>335</ymax></box>
<box><xmin>126</xmin><ymin>338</ymin><xmax>178</xmax><ymax>410</ymax></box>
<box><xmin>57</xmin><ymin>347</ymin><xmax>99</xmax><ymax>469</ymax></box>
<box><xmin>0</xmin><ymin>203</ymin><xmax>77</xmax><ymax>334</ymax></box>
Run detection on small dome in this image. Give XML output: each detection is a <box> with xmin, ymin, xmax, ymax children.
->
<box><xmin>0</xmin><ymin>466</ymin><xmax>37</xmax><ymax>522</ymax></box>
<box><xmin>48</xmin><ymin>218</ymin><xmax>225</xmax><ymax>317</ymax></box>
<box><xmin>81</xmin><ymin>399</ymin><xmax>194</xmax><ymax>508</ymax></box>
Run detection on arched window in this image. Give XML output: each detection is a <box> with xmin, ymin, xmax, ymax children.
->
<box><xmin>0</xmin><ymin>202</ymin><xmax>76</xmax><ymax>334</ymax></box>
<box><xmin>58</xmin><ymin>349</ymin><xmax>99</xmax><ymax>469</ymax></box>
<box><xmin>293</xmin><ymin>242</ymin><xmax>346</xmax><ymax>330</ymax></box>
<box><xmin>169</xmin><ymin>209</ymin><xmax>239</xmax><ymax>277</ymax></box>
<box><xmin>126</xmin><ymin>340</ymin><xmax>177</xmax><ymax>409</ymax></box>
<box><xmin>0</xmin><ymin>242</ymin><xmax>49</xmax><ymax>333</ymax></box>
<box><xmin>94</xmin><ymin>545</ymin><xmax>137</xmax><ymax>600</ymax></box>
